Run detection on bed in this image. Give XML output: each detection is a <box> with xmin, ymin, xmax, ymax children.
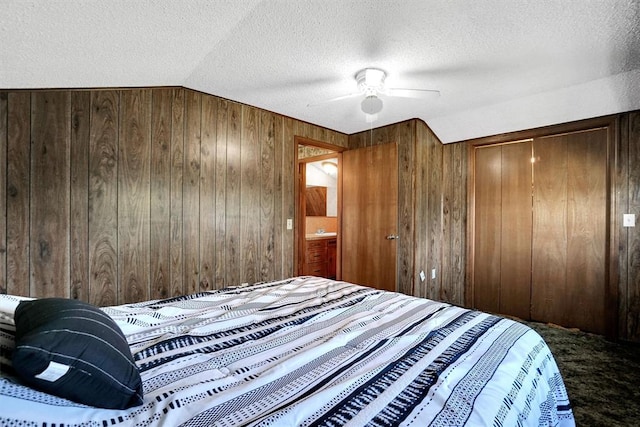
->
<box><xmin>0</xmin><ymin>276</ymin><xmax>574</xmax><ymax>426</ymax></box>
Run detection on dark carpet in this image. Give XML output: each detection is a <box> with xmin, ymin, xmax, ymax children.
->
<box><xmin>522</xmin><ymin>321</ymin><xmax>640</xmax><ymax>426</ymax></box>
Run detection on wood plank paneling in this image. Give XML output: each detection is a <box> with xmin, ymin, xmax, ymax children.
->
<box><xmin>170</xmin><ymin>88</ymin><xmax>185</xmax><ymax>297</ymax></box>
<box><xmin>183</xmin><ymin>90</ymin><xmax>201</xmax><ymax>295</ymax></box>
<box><xmin>199</xmin><ymin>95</ymin><xmax>217</xmax><ymax>291</ymax></box>
<box><xmin>618</xmin><ymin>113</ymin><xmax>630</xmax><ymax>339</ymax></box>
<box><xmin>282</xmin><ymin>117</ymin><xmax>296</xmax><ymax>278</ymax></box>
<box><xmin>415</xmin><ymin>122</ymin><xmax>429</xmax><ymax>299</ymax></box>
<box><xmin>413</xmin><ymin>122</ymin><xmax>467</xmax><ymax>305</ymax></box>
<box><xmin>0</xmin><ymin>93</ymin><xmax>7</xmax><ymax>294</ymax></box>
<box><xmin>150</xmin><ymin>89</ymin><xmax>172</xmax><ymax>299</ymax></box>
<box><xmin>295</xmin><ymin>120</ymin><xmax>348</xmax><ymax>150</ymax></box>
<box><xmin>89</xmin><ymin>90</ymin><xmax>119</xmax><ymax>306</ymax></box>
<box><xmin>0</xmin><ymin>93</ymin><xmax>6</xmax><ymax>294</ymax></box>
<box><xmin>272</xmin><ymin>111</ymin><xmax>284</xmax><ymax>279</ymax></box>
<box><xmin>70</xmin><ymin>92</ymin><xmax>91</xmax><ymax>301</ymax></box>
<box><xmin>260</xmin><ymin>110</ymin><xmax>276</xmax><ymax>282</ymax></box>
<box><xmin>118</xmin><ymin>89</ymin><xmax>152</xmax><ymax>303</ymax></box>
<box><xmin>427</xmin><ymin>126</ymin><xmax>443</xmax><ymax>301</ymax></box>
<box><xmin>30</xmin><ymin>92</ymin><xmax>71</xmax><ymax>298</ymax></box>
<box><xmin>7</xmin><ymin>87</ymin><xmax>640</xmax><ymax>341</ymax></box>
<box><xmin>214</xmin><ymin>99</ymin><xmax>228</xmax><ymax>288</ymax></box>
<box><xmin>0</xmin><ymin>87</ymin><xmax>347</xmax><ymax>306</ymax></box>
<box><xmin>225</xmin><ymin>101</ymin><xmax>242</xmax><ymax>286</ymax></box>
<box><xmin>6</xmin><ymin>92</ymin><xmax>30</xmax><ymax>297</ymax></box>
<box><xmin>626</xmin><ymin>111</ymin><xmax>640</xmax><ymax>340</ymax></box>
<box><xmin>442</xmin><ymin>142</ymin><xmax>467</xmax><ymax>306</ymax></box>
<box><xmin>453</xmin><ymin>143</ymin><xmax>468</xmax><ymax>305</ymax></box>
<box><xmin>241</xmin><ymin>106</ymin><xmax>260</xmax><ymax>284</ymax></box>
<box><xmin>441</xmin><ymin>143</ymin><xmax>454</xmax><ymax>302</ymax></box>
<box><xmin>395</xmin><ymin>122</ymin><xmax>416</xmax><ymax>296</ymax></box>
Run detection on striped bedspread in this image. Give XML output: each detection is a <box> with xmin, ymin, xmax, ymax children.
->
<box><xmin>0</xmin><ymin>276</ymin><xmax>574</xmax><ymax>426</ymax></box>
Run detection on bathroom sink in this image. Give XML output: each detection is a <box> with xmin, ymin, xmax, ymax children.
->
<box><xmin>306</xmin><ymin>232</ymin><xmax>337</xmax><ymax>239</ymax></box>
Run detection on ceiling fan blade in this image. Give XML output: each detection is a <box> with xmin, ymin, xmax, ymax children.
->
<box><xmin>386</xmin><ymin>88</ymin><xmax>441</xmax><ymax>99</ymax></box>
<box><xmin>307</xmin><ymin>92</ymin><xmax>361</xmax><ymax>107</ymax></box>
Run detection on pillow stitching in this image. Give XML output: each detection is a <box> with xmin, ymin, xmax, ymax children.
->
<box><xmin>29</xmin><ymin>314</ymin><xmax>130</xmax><ymax>342</ymax></box>
<box><xmin>35</xmin><ymin>307</ymin><xmax>122</xmax><ymax>330</ymax></box>
<box><xmin>57</xmin><ymin>306</ymin><xmax>116</xmax><ymax>319</ymax></box>
<box><xmin>26</xmin><ymin>305</ymin><xmax>118</xmax><ymax>324</ymax></box>
<box><xmin>20</xmin><ymin>328</ymin><xmax>139</xmax><ymax>371</ymax></box>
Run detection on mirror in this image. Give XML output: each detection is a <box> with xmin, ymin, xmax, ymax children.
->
<box><xmin>306</xmin><ymin>159</ymin><xmax>337</xmax><ymax>217</ymax></box>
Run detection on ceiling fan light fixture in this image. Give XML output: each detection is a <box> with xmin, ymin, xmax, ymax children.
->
<box><xmin>321</xmin><ymin>161</ymin><xmax>338</xmax><ymax>175</ymax></box>
<box><xmin>361</xmin><ymin>95</ymin><xmax>383</xmax><ymax>115</ymax></box>
<box><xmin>356</xmin><ymin>68</ymin><xmax>386</xmax><ymax>95</ymax></box>
<box><xmin>365</xmin><ymin>68</ymin><xmax>385</xmax><ymax>87</ymax></box>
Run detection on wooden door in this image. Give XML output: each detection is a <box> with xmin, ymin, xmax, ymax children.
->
<box><xmin>500</xmin><ymin>142</ymin><xmax>534</xmax><ymax>319</ymax></box>
<box><xmin>342</xmin><ymin>142</ymin><xmax>398</xmax><ymax>291</ymax></box>
<box><xmin>531</xmin><ymin>129</ymin><xmax>608</xmax><ymax>334</ymax></box>
<box><xmin>473</xmin><ymin>141</ymin><xmax>532</xmax><ymax>319</ymax></box>
<box><xmin>473</xmin><ymin>129</ymin><xmax>609</xmax><ymax>335</ymax></box>
<box><xmin>473</xmin><ymin>145</ymin><xmax>502</xmax><ymax>313</ymax></box>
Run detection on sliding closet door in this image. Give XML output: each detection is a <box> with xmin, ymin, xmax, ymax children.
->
<box><xmin>473</xmin><ymin>125</ymin><xmax>611</xmax><ymax>334</ymax></box>
<box><xmin>500</xmin><ymin>142</ymin><xmax>533</xmax><ymax>319</ymax></box>
<box><xmin>531</xmin><ymin>129</ymin><xmax>608</xmax><ymax>334</ymax></box>
<box><xmin>473</xmin><ymin>141</ymin><xmax>532</xmax><ymax>319</ymax></box>
<box><xmin>474</xmin><ymin>146</ymin><xmax>502</xmax><ymax>313</ymax></box>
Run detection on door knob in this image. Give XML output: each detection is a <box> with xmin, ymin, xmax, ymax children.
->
<box><xmin>385</xmin><ymin>234</ymin><xmax>399</xmax><ymax>240</ymax></box>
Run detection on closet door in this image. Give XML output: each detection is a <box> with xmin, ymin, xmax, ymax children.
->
<box><xmin>473</xmin><ymin>141</ymin><xmax>532</xmax><ymax>319</ymax></box>
<box><xmin>499</xmin><ymin>142</ymin><xmax>533</xmax><ymax>319</ymax></box>
<box><xmin>473</xmin><ymin>145</ymin><xmax>502</xmax><ymax>313</ymax></box>
<box><xmin>531</xmin><ymin>129</ymin><xmax>608</xmax><ymax>334</ymax></box>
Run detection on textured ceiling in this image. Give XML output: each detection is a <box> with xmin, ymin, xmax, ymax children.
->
<box><xmin>1</xmin><ymin>0</ymin><xmax>639</xmax><ymax>143</ymax></box>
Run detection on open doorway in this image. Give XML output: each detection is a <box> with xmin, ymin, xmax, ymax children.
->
<box><xmin>295</xmin><ymin>138</ymin><xmax>343</xmax><ymax>279</ymax></box>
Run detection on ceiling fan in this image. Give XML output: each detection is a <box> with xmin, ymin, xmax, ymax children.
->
<box><xmin>308</xmin><ymin>68</ymin><xmax>440</xmax><ymax>119</ymax></box>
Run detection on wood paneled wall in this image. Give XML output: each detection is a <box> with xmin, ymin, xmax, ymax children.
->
<box><xmin>349</xmin><ymin>121</ymin><xmax>415</xmax><ymax>295</ymax></box>
<box><xmin>0</xmin><ymin>88</ymin><xmax>347</xmax><ymax>305</ymax></box>
<box><xmin>435</xmin><ymin>127</ymin><xmax>468</xmax><ymax>306</ymax></box>
<box><xmin>347</xmin><ymin>111</ymin><xmax>640</xmax><ymax>342</ymax></box>
<box><xmin>618</xmin><ymin>110</ymin><xmax>640</xmax><ymax>341</ymax></box>
<box><xmin>348</xmin><ymin>120</ymin><xmax>467</xmax><ymax>304</ymax></box>
<box><xmin>2</xmin><ymin>86</ymin><xmax>640</xmax><ymax>341</ymax></box>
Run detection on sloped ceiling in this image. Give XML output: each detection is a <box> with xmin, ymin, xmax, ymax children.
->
<box><xmin>1</xmin><ymin>0</ymin><xmax>639</xmax><ymax>143</ymax></box>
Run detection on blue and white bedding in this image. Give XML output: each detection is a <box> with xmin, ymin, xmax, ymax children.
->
<box><xmin>0</xmin><ymin>276</ymin><xmax>574</xmax><ymax>426</ymax></box>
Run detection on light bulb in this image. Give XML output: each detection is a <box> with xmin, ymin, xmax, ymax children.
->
<box><xmin>361</xmin><ymin>95</ymin><xmax>383</xmax><ymax>114</ymax></box>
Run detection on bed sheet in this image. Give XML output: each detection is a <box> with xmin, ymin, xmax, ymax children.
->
<box><xmin>0</xmin><ymin>276</ymin><xmax>574</xmax><ymax>426</ymax></box>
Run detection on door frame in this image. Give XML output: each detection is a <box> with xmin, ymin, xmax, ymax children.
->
<box><xmin>294</xmin><ymin>136</ymin><xmax>345</xmax><ymax>279</ymax></box>
<box><xmin>466</xmin><ymin>115</ymin><xmax>619</xmax><ymax>338</ymax></box>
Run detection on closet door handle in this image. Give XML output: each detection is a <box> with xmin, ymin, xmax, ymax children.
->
<box><xmin>385</xmin><ymin>234</ymin><xmax>399</xmax><ymax>240</ymax></box>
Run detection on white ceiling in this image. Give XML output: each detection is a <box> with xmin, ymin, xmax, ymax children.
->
<box><xmin>2</xmin><ymin>0</ymin><xmax>639</xmax><ymax>143</ymax></box>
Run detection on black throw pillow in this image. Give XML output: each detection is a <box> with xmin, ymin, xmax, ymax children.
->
<box><xmin>12</xmin><ymin>298</ymin><xmax>143</xmax><ymax>409</ymax></box>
